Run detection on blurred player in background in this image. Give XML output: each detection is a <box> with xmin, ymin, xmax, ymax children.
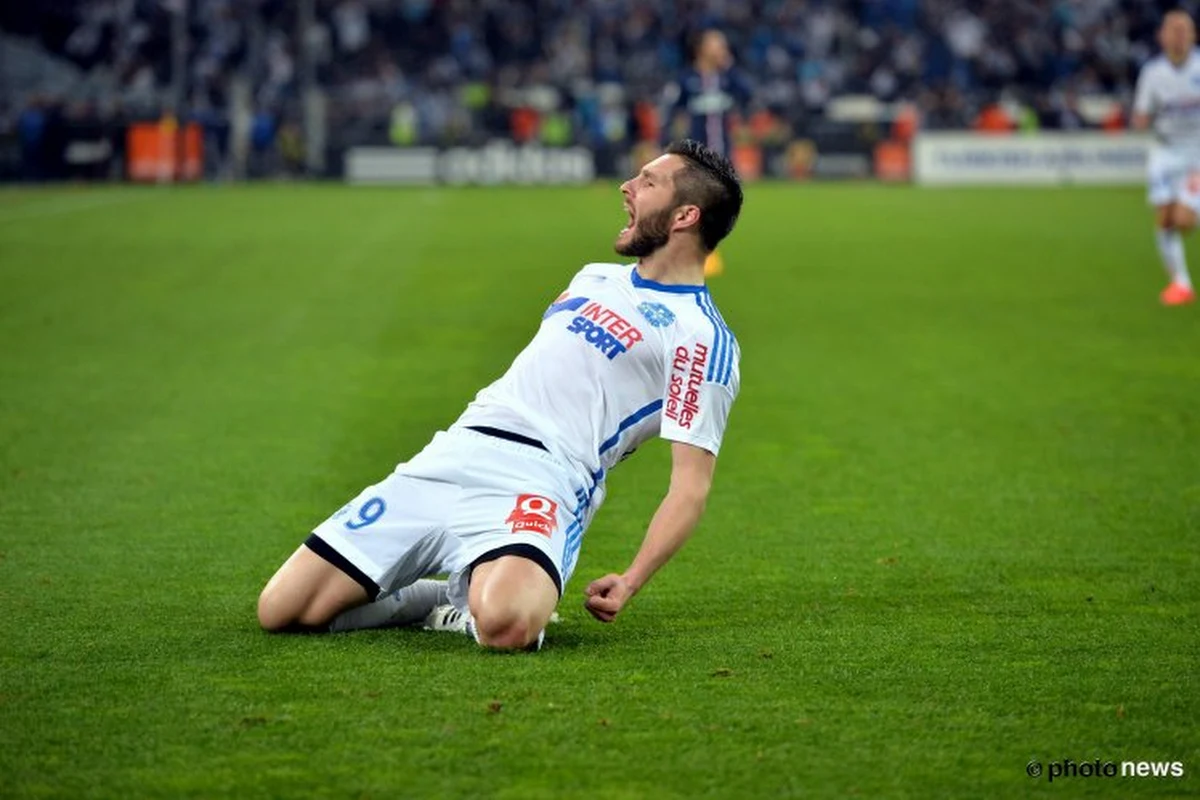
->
<box><xmin>1133</xmin><ymin>9</ymin><xmax>1200</xmax><ymax>306</ymax></box>
<box><xmin>663</xmin><ymin>29</ymin><xmax>752</xmax><ymax>277</ymax></box>
<box><xmin>257</xmin><ymin>140</ymin><xmax>742</xmax><ymax>651</ymax></box>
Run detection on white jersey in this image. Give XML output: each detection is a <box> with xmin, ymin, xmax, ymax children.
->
<box><xmin>454</xmin><ymin>262</ymin><xmax>740</xmax><ymax>492</ymax></box>
<box><xmin>1134</xmin><ymin>49</ymin><xmax>1200</xmax><ymax>150</ymax></box>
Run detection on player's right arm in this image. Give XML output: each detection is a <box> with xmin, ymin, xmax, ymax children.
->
<box><xmin>1132</xmin><ymin>64</ymin><xmax>1156</xmax><ymax>131</ymax></box>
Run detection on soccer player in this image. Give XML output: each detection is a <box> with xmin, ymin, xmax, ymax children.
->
<box><xmin>663</xmin><ymin>29</ymin><xmax>752</xmax><ymax>277</ymax></box>
<box><xmin>256</xmin><ymin>139</ymin><xmax>743</xmax><ymax>650</ymax></box>
<box><xmin>1133</xmin><ymin>9</ymin><xmax>1200</xmax><ymax>306</ymax></box>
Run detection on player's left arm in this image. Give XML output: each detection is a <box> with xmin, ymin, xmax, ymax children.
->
<box><xmin>586</xmin><ymin>323</ymin><xmax>739</xmax><ymax>623</ymax></box>
<box><xmin>1132</xmin><ymin>67</ymin><xmax>1154</xmax><ymax>130</ymax></box>
<box><xmin>584</xmin><ymin>442</ymin><xmax>715</xmax><ymax>622</ymax></box>
<box><xmin>732</xmin><ymin>69</ymin><xmax>756</xmax><ymax>112</ymax></box>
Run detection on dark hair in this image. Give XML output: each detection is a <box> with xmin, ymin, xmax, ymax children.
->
<box><xmin>688</xmin><ymin>28</ymin><xmax>713</xmax><ymax>60</ymax></box>
<box><xmin>665</xmin><ymin>139</ymin><xmax>743</xmax><ymax>252</ymax></box>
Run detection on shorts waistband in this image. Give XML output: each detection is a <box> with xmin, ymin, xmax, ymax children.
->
<box><xmin>465</xmin><ymin>425</ymin><xmax>548</xmax><ymax>452</ymax></box>
<box><xmin>444</xmin><ymin>425</ymin><xmax>586</xmax><ymax>496</ymax></box>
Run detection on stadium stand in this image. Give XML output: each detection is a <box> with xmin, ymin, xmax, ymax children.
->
<box><xmin>0</xmin><ymin>0</ymin><xmax>1184</xmax><ymax>180</ymax></box>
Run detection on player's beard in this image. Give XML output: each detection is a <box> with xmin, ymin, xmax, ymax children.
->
<box><xmin>615</xmin><ymin>205</ymin><xmax>673</xmax><ymax>258</ymax></box>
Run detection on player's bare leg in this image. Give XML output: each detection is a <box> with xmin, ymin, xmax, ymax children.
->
<box><xmin>451</xmin><ymin>556</ymin><xmax>559</xmax><ymax>650</ymax></box>
<box><xmin>258</xmin><ymin>545</ymin><xmax>448</xmax><ymax>633</ymax></box>
<box><xmin>1155</xmin><ymin>202</ymin><xmax>1196</xmax><ymax>305</ymax></box>
<box><xmin>257</xmin><ymin>545</ymin><xmax>369</xmax><ymax>631</ymax></box>
<box><xmin>1170</xmin><ymin>201</ymin><xmax>1197</xmax><ymax>233</ymax></box>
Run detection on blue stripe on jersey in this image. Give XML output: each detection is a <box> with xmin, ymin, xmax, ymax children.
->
<box><xmin>695</xmin><ymin>292</ymin><xmax>735</xmax><ymax>385</ymax></box>
<box><xmin>542</xmin><ymin>295</ymin><xmax>589</xmax><ymax>320</ymax></box>
<box><xmin>561</xmin><ymin>490</ymin><xmax>588</xmax><ymax>580</ymax></box>
<box><xmin>599</xmin><ymin>399</ymin><xmax>664</xmax><ymax>455</ymax></box>
<box><xmin>696</xmin><ymin>292</ymin><xmax>723</xmax><ymax>382</ymax></box>
<box><xmin>559</xmin><ymin>496</ymin><xmax>583</xmax><ymax>578</ymax></box>
<box><xmin>561</xmin><ymin>470</ymin><xmax>604</xmax><ymax>579</ymax></box>
<box><xmin>708</xmin><ymin>293</ymin><xmax>737</xmax><ymax>384</ymax></box>
<box><xmin>629</xmin><ymin>266</ymin><xmax>706</xmax><ymax>294</ymax></box>
<box><xmin>694</xmin><ymin>292</ymin><xmax>720</xmax><ymax>381</ymax></box>
<box><xmin>706</xmin><ymin>295</ymin><xmax>737</xmax><ymax>384</ymax></box>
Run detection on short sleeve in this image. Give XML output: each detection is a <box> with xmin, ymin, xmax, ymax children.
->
<box><xmin>659</xmin><ymin>312</ymin><xmax>740</xmax><ymax>456</ymax></box>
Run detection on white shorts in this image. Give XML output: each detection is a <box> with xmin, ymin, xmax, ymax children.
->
<box><xmin>307</xmin><ymin>427</ymin><xmax>602</xmax><ymax>611</ymax></box>
<box><xmin>1147</xmin><ymin>146</ymin><xmax>1200</xmax><ymax>209</ymax></box>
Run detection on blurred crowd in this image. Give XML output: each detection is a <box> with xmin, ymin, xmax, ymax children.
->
<box><xmin>0</xmin><ymin>0</ymin><xmax>1194</xmax><ymax>174</ymax></box>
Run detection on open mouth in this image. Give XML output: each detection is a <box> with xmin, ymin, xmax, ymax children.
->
<box><xmin>620</xmin><ymin>205</ymin><xmax>635</xmax><ymax>236</ymax></box>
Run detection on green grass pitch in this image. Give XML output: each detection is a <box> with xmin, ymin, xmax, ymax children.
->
<box><xmin>0</xmin><ymin>182</ymin><xmax>1197</xmax><ymax>799</ymax></box>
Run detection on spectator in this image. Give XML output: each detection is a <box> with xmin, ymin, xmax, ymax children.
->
<box><xmin>17</xmin><ymin>96</ymin><xmax>48</xmax><ymax>182</ymax></box>
<box><xmin>0</xmin><ymin>0</ymin><xmax>1176</xmax><ymax>164</ymax></box>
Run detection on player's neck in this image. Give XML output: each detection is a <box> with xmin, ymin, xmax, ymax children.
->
<box><xmin>1168</xmin><ymin>50</ymin><xmax>1192</xmax><ymax>68</ymax></box>
<box><xmin>636</xmin><ymin>248</ymin><xmax>705</xmax><ymax>287</ymax></box>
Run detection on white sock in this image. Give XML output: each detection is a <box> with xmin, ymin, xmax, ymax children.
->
<box><xmin>328</xmin><ymin>579</ymin><xmax>448</xmax><ymax>632</ymax></box>
<box><xmin>1156</xmin><ymin>229</ymin><xmax>1194</xmax><ymax>289</ymax></box>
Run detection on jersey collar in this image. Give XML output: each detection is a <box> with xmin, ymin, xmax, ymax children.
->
<box><xmin>629</xmin><ymin>266</ymin><xmax>708</xmax><ymax>294</ymax></box>
<box><xmin>1169</xmin><ymin>48</ymin><xmax>1199</xmax><ymax>72</ymax></box>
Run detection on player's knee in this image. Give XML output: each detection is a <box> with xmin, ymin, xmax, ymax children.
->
<box><xmin>257</xmin><ymin>588</ymin><xmax>339</xmax><ymax>632</ymax></box>
<box><xmin>1157</xmin><ymin>205</ymin><xmax>1177</xmax><ymax>231</ymax></box>
<box><xmin>471</xmin><ymin>606</ymin><xmax>539</xmax><ymax>650</ymax></box>
<box><xmin>1173</xmin><ymin>205</ymin><xmax>1198</xmax><ymax>231</ymax></box>
<box><xmin>256</xmin><ymin>588</ymin><xmax>294</xmax><ymax>632</ymax></box>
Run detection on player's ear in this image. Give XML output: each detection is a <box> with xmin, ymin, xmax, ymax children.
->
<box><xmin>672</xmin><ymin>204</ymin><xmax>702</xmax><ymax>233</ymax></box>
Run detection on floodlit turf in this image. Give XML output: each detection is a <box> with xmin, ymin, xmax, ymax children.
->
<box><xmin>0</xmin><ymin>181</ymin><xmax>1197</xmax><ymax>799</ymax></box>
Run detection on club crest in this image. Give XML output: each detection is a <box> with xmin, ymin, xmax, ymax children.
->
<box><xmin>637</xmin><ymin>301</ymin><xmax>676</xmax><ymax>327</ymax></box>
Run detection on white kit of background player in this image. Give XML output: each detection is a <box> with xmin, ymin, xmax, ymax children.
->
<box><xmin>1134</xmin><ymin>9</ymin><xmax>1200</xmax><ymax>305</ymax></box>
